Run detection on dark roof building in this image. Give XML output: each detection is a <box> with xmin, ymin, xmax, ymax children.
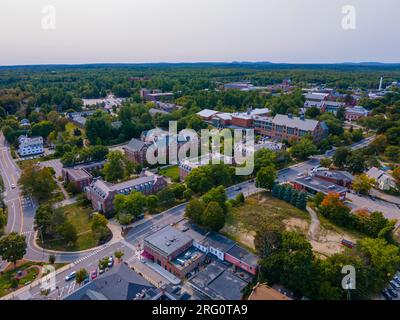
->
<box><xmin>225</xmin><ymin>244</ymin><xmax>259</xmax><ymax>275</ymax></box>
<box><xmin>313</xmin><ymin>170</ymin><xmax>354</xmax><ymax>188</ymax></box>
<box><xmin>144</xmin><ymin>225</ymin><xmax>193</xmax><ymax>259</ymax></box>
<box><xmin>188</xmin><ymin>260</ymin><xmax>249</xmax><ymax>300</ymax></box>
<box><xmin>64</xmin><ymin>263</ymin><xmax>155</xmax><ymax>300</ymax></box>
<box><xmin>293</xmin><ymin>176</ymin><xmax>348</xmax><ymax>200</ymax></box>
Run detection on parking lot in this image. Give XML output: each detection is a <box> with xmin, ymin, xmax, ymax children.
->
<box><xmin>39</xmin><ymin>159</ymin><xmax>63</xmax><ymax>178</ymax></box>
<box><xmin>346</xmin><ymin>193</ymin><xmax>400</xmax><ymax>227</ymax></box>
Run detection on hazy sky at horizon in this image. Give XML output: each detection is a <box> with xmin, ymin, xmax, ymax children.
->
<box><xmin>0</xmin><ymin>0</ymin><xmax>399</xmax><ymax>65</ymax></box>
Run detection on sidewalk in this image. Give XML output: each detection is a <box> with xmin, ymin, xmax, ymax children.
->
<box><xmin>52</xmin><ymin>196</ymin><xmax>78</xmax><ymax>209</ymax></box>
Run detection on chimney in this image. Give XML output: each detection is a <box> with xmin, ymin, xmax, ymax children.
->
<box><xmin>288</xmin><ymin>113</ymin><xmax>293</xmax><ymax>119</ymax></box>
<box><xmin>300</xmin><ymin>114</ymin><xmax>305</xmax><ymax>121</ymax></box>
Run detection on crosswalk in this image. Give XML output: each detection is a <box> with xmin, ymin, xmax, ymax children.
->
<box><xmin>21</xmin><ymin>196</ymin><xmax>33</xmax><ymax>208</ymax></box>
<box><xmin>72</xmin><ymin>243</ymin><xmax>112</xmax><ymax>265</ymax></box>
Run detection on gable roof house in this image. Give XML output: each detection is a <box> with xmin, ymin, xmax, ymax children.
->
<box><xmin>366</xmin><ymin>167</ymin><xmax>397</xmax><ymax>191</ymax></box>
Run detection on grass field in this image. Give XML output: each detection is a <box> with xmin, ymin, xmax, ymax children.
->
<box><xmin>39</xmin><ymin>204</ymin><xmax>111</xmax><ymax>251</ymax></box>
<box><xmin>224</xmin><ymin>192</ymin><xmax>310</xmax><ymax>250</ymax></box>
<box><xmin>159</xmin><ymin>165</ymin><xmax>180</xmax><ymax>181</ymax></box>
<box><xmin>66</xmin><ymin>122</ymin><xmax>84</xmax><ymax>137</ymax></box>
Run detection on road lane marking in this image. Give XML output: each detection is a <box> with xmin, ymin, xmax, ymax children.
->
<box><xmin>18</xmin><ymin>197</ymin><xmax>24</xmax><ymax>234</ymax></box>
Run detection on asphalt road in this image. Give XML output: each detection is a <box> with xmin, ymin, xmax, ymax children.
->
<box><xmin>0</xmin><ymin>134</ymin><xmax>375</xmax><ymax>299</ymax></box>
<box><xmin>0</xmin><ymin>134</ymin><xmax>25</xmax><ymax>271</ymax></box>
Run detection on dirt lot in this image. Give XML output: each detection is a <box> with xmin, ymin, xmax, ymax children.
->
<box><xmin>224</xmin><ymin>193</ymin><xmax>360</xmax><ymax>257</ymax></box>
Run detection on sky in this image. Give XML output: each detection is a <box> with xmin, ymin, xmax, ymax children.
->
<box><xmin>0</xmin><ymin>0</ymin><xmax>399</xmax><ymax>66</ymax></box>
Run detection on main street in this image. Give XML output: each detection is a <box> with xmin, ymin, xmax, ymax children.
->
<box><xmin>0</xmin><ymin>134</ymin><xmax>25</xmax><ymax>271</ymax></box>
<box><xmin>0</xmin><ymin>134</ymin><xmax>375</xmax><ymax>299</ymax></box>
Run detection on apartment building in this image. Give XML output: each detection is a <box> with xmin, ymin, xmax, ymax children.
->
<box><xmin>62</xmin><ymin>160</ymin><xmax>106</xmax><ymax>192</ymax></box>
<box><xmin>197</xmin><ymin>108</ymin><xmax>270</xmax><ymax>129</ymax></box>
<box><xmin>345</xmin><ymin>106</ymin><xmax>371</xmax><ymax>121</ymax></box>
<box><xmin>18</xmin><ymin>135</ymin><xmax>44</xmax><ymax>157</ymax></box>
<box><xmin>123</xmin><ymin>138</ymin><xmax>152</xmax><ymax>164</ymax></box>
<box><xmin>178</xmin><ymin>153</ymin><xmax>233</xmax><ymax>180</ymax></box>
<box><xmin>140</xmin><ymin>88</ymin><xmax>174</xmax><ymax>102</ymax></box>
<box><xmin>85</xmin><ymin>172</ymin><xmax>167</xmax><ymax>214</ymax></box>
<box><xmin>254</xmin><ymin>114</ymin><xmax>328</xmax><ymax>142</ymax></box>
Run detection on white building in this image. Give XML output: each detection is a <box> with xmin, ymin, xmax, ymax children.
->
<box><xmin>366</xmin><ymin>167</ymin><xmax>397</xmax><ymax>191</ymax></box>
<box><xmin>18</xmin><ymin>135</ymin><xmax>44</xmax><ymax>157</ymax></box>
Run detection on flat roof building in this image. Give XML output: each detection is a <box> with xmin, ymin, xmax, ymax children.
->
<box><xmin>143</xmin><ymin>226</ymin><xmax>205</xmax><ymax>279</ymax></box>
<box><xmin>188</xmin><ymin>260</ymin><xmax>249</xmax><ymax>300</ymax></box>
<box><xmin>248</xmin><ymin>283</ymin><xmax>291</xmax><ymax>300</ymax></box>
<box><xmin>144</xmin><ymin>225</ymin><xmax>193</xmax><ymax>260</ymax></box>
<box><xmin>292</xmin><ymin>176</ymin><xmax>348</xmax><ymax>200</ymax></box>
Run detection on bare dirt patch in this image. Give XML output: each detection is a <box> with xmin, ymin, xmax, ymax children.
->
<box><xmin>283</xmin><ymin>217</ymin><xmax>309</xmax><ymax>234</ymax></box>
<box><xmin>310</xmin><ymin>227</ymin><xmax>358</xmax><ymax>258</ymax></box>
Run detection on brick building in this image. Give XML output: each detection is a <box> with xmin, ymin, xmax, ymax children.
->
<box><xmin>62</xmin><ymin>161</ymin><xmax>106</xmax><ymax>192</ymax></box>
<box><xmin>345</xmin><ymin>106</ymin><xmax>370</xmax><ymax>121</ymax></box>
<box><xmin>254</xmin><ymin>114</ymin><xmax>328</xmax><ymax>142</ymax></box>
<box><xmin>123</xmin><ymin>138</ymin><xmax>152</xmax><ymax>164</ymax></box>
<box><xmin>143</xmin><ymin>226</ymin><xmax>205</xmax><ymax>278</ymax></box>
<box><xmin>85</xmin><ymin>172</ymin><xmax>167</xmax><ymax>214</ymax></box>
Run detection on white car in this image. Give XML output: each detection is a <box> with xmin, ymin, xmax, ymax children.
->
<box><xmin>65</xmin><ymin>271</ymin><xmax>76</xmax><ymax>282</ymax></box>
<box><xmin>11</xmin><ymin>184</ymin><xmax>15</xmax><ymax>189</ymax></box>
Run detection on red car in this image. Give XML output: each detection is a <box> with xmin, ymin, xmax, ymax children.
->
<box><xmin>91</xmin><ymin>269</ymin><xmax>98</xmax><ymax>280</ymax></box>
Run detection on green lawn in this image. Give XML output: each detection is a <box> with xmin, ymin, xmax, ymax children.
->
<box><xmin>39</xmin><ymin>204</ymin><xmax>111</xmax><ymax>252</ymax></box>
<box><xmin>66</xmin><ymin>122</ymin><xmax>85</xmax><ymax>138</ymax></box>
<box><xmin>0</xmin><ymin>262</ymin><xmax>40</xmax><ymax>297</ymax></box>
<box><xmin>159</xmin><ymin>165</ymin><xmax>180</xmax><ymax>181</ymax></box>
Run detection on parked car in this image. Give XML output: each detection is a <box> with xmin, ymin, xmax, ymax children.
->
<box><xmin>11</xmin><ymin>184</ymin><xmax>15</xmax><ymax>189</ymax></box>
<box><xmin>382</xmin><ymin>289</ymin><xmax>392</xmax><ymax>300</ymax></box>
<box><xmin>234</xmin><ymin>186</ymin><xmax>242</xmax><ymax>191</ymax></box>
<box><xmin>65</xmin><ymin>271</ymin><xmax>76</xmax><ymax>282</ymax></box>
<box><xmin>91</xmin><ymin>270</ymin><xmax>98</xmax><ymax>280</ymax></box>
<box><xmin>82</xmin><ymin>276</ymin><xmax>90</xmax><ymax>284</ymax></box>
<box><xmin>108</xmin><ymin>257</ymin><xmax>114</xmax><ymax>268</ymax></box>
<box><xmin>99</xmin><ymin>268</ymin><xmax>105</xmax><ymax>275</ymax></box>
<box><xmin>387</xmin><ymin>288</ymin><xmax>398</xmax><ymax>298</ymax></box>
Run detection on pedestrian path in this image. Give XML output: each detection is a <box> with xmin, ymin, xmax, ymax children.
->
<box><xmin>73</xmin><ymin>243</ymin><xmax>112</xmax><ymax>265</ymax></box>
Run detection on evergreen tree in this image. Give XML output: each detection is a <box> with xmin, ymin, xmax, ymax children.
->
<box><xmin>296</xmin><ymin>192</ymin><xmax>307</xmax><ymax>210</ymax></box>
<box><xmin>290</xmin><ymin>190</ymin><xmax>299</xmax><ymax>206</ymax></box>
<box><xmin>283</xmin><ymin>186</ymin><xmax>293</xmax><ymax>202</ymax></box>
<box><xmin>278</xmin><ymin>185</ymin><xmax>286</xmax><ymax>200</ymax></box>
<box><xmin>271</xmin><ymin>184</ymin><xmax>280</xmax><ymax>198</ymax></box>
